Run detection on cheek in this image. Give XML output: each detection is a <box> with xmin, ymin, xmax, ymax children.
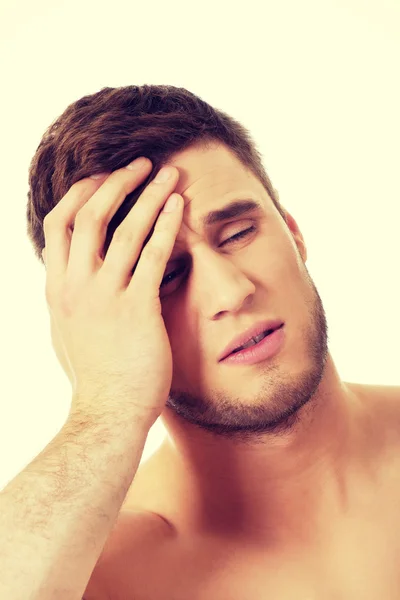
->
<box><xmin>264</xmin><ymin>233</ymin><xmax>300</xmax><ymax>273</ymax></box>
<box><xmin>162</xmin><ymin>310</ymin><xmax>189</xmax><ymax>357</ymax></box>
<box><xmin>244</xmin><ymin>237</ymin><xmax>283</xmax><ymax>278</ymax></box>
<box><xmin>170</xmin><ymin>337</ymin><xmax>199</xmax><ymax>385</ymax></box>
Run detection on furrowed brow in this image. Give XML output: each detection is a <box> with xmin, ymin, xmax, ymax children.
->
<box><xmin>168</xmin><ymin>199</ymin><xmax>263</xmax><ymax>262</ymax></box>
<box><xmin>202</xmin><ymin>199</ymin><xmax>262</xmax><ymax>227</ymax></box>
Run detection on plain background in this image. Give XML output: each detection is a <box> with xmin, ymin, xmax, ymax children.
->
<box><xmin>0</xmin><ymin>0</ymin><xmax>399</xmax><ymax>492</ymax></box>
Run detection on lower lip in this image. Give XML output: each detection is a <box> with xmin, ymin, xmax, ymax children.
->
<box><xmin>220</xmin><ymin>325</ymin><xmax>285</xmax><ymax>366</ymax></box>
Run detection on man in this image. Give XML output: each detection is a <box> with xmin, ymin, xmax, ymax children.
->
<box><xmin>84</xmin><ymin>142</ymin><xmax>400</xmax><ymax>599</ymax></box>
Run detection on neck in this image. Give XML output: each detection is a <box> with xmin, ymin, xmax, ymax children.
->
<box><xmin>160</xmin><ymin>357</ymin><xmax>364</xmax><ymax>551</ymax></box>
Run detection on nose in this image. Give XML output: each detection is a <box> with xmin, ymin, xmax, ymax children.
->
<box><xmin>192</xmin><ymin>250</ymin><xmax>256</xmax><ymax>318</ymax></box>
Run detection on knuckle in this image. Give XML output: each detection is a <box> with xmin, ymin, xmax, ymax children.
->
<box><xmin>112</xmin><ymin>225</ymin><xmax>134</xmax><ymax>244</ymax></box>
<box><xmin>143</xmin><ymin>186</ymin><xmax>160</xmax><ymax>204</ymax></box>
<box><xmin>44</xmin><ymin>280</ymin><xmax>62</xmax><ymax>308</ymax></box>
<box><xmin>44</xmin><ymin>283</ymin><xmax>55</xmax><ymax>306</ymax></box>
<box><xmin>43</xmin><ymin>213</ymin><xmax>55</xmax><ymax>232</ymax></box>
<box><xmin>75</xmin><ymin>207</ymin><xmax>106</xmax><ymax>227</ymax></box>
<box><xmin>142</xmin><ymin>243</ymin><xmax>163</xmax><ymax>263</ymax></box>
<box><xmin>58</xmin><ymin>284</ymin><xmax>81</xmax><ymax>318</ymax></box>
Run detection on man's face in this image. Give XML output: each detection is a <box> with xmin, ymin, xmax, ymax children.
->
<box><xmin>159</xmin><ymin>142</ymin><xmax>329</xmax><ymax>439</ymax></box>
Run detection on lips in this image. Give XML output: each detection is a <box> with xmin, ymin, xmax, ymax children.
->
<box><xmin>231</xmin><ymin>328</ymin><xmax>274</xmax><ymax>353</ymax></box>
<box><xmin>218</xmin><ymin>319</ymin><xmax>284</xmax><ymax>362</ymax></box>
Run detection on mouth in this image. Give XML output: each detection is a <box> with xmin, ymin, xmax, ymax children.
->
<box><xmin>218</xmin><ymin>320</ymin><xmax>284</xmax><ymax>362</ymax></box>
<box><xmin>229</xmin><ymin>328</ymin><xmax>276</xmax><ymax>354</ymax></box>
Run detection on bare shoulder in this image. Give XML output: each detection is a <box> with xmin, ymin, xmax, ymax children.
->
<box><xmin>349</xmin><ymin>381</ymin><xmax>400</xmax><ymax>411</ymax></box>
<box><xmin>83</xmin><ymin>509</ymin><xmax>172</xmax><ymax>599</ymax></box>
<box><xmin>371</xmin><ymin>382</ymin><xmax>400</xmax><ymax>435</ymax></box>
<box><xmin>362</xmin><ymin>382</ymin><xmax>400</xmax><ymax>414</ymax></box>
<box><xmin>350</xmin><ymin>381</ymin><xmax>400</xmax><ymax>451</ymax></box>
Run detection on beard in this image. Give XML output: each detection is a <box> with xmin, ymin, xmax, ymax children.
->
<box><xmin>164</xmin><ymin>268</ymin><xmax>329</xmax><ymax>445</ymax></box>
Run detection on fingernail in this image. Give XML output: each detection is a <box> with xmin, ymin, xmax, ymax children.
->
<box><xmin>90</xmin><ymin>173</ymin><xmax>108</xmax><ymax>180</ymax></box>
<box><xmin>154</xmin><ymin>166</ymin><xmax>173</xmax><ymax>183</ymax></box>
<box><xmin>126</xmin><ymin>157</ymin><xmax>149</xmax><ymax>171</ymax></box>
<box><xmin>163</xmin><ymin>194</ymin><xmax>179</xmax><ymax>212</ymax></box>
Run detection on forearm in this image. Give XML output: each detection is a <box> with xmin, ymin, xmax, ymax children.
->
<box><xmin>0</xmin><ymin>410</ymin><xmax>150</xmax><ymax>600</ymax></box>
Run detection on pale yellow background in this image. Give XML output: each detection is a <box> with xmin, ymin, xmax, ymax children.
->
<box><xmin>0</xmin><ymin>0</ymin><xmax>398</xmax><ymax>490</ymax></box>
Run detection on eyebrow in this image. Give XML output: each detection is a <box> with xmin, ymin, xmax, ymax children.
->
<box><xmin>201</xmin><ymin>199</ymin><xmax>262</xmax><ymax>227</ymax></box>
<box><xmin>168</xmin><ymin>199</ymin><xmax>263</xmax><ymax>262</ymax></box>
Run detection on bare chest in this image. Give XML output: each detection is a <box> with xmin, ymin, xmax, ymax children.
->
<box><xmin>94</xmin><ymin>384</ymin><xmax>400</xmax><ymax>599</ymax></box>
<box><xmin>103</xmin><ymin>539</ymin><xmax>400</xmax><ymax>600</ymax></box>
<box><xmin>100</xmin><ymin>487</ymin><xmax>400</xmax><ymax>600</ymax></box>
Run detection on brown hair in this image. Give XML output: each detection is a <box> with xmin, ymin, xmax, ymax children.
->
<box><xmin>26</xmin><ymin>84</ymin><xmax>286</xmax><ymax>265</ymax></box>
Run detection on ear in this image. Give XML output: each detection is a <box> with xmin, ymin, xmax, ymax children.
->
<box><xmin>284</xmin><ymin>211</ymin><xmax>307</xmax><ymax>263</ymax></box>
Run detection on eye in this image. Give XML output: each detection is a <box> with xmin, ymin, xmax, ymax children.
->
<box><xmin>160</xmin><ymin>226</ymin><xmax>256</xmax><ymax>289</ymax></box>
<box><xmin>161</xmin><ymin>264</ymin><xmax>186</xmax><ymax>288</ymax></box>
<box><xmin>220</xmin><ymin>225</ymin><xmax>256</xmax><ymax>247</ymax></box>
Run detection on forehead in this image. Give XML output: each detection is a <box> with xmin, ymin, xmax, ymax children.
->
<box><xmin>168</xmin><ymin>143</ymin><xmax>268</xmax><ymax>219</ymax></box>
<box><xmin>166</xmin><ymin>143</ymin><xmax>269</xmax><ymax>254</ymax></box>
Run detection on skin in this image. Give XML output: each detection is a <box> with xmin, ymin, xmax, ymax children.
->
<box><xmin>123</xmin><ymin>141</ymin><xmax>370</xmax><ymax>555</ymax></box>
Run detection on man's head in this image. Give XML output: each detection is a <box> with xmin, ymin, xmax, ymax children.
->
<box><xmin>159</xmin><ymin>142</ymin><xmax>329</xmax><ymax>445</ymax></box>
<box><xmin>26</xmin><ymin>84</ymin><xmax>285</xmax><ymax>263</ymax></box>
<box><xmin>26</xmin><ymin>84</ymin><xmax>329</xmax><ymax>446</ymax></box>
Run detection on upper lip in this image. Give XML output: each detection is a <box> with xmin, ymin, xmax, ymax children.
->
<box><xmin>218</xmin><ymin>319</ymin><xmax>284</xmax><ymax>362</ymax></box>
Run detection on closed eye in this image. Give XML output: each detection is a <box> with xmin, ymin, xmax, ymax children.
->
<box><xmin>219</xmin><ymin>225</ymin><xmax>256</xmax><ymax>247</ymax></box>
<box><xmin>160</xmin><ymin>226</ymin><xmax>256</xmax><ymax>288</ymax></box>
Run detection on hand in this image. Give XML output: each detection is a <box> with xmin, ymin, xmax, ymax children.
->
<box><xmin>42</xmin><ymin>158</ymin><xmax>183</xmax><ymax>428</ymax></box>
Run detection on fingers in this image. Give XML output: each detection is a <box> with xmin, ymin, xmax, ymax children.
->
<box><xmin>127</xmin><ymin>192</ymin><xmax>184</xmax><ymax>297</ymax></box>
<box><xmin>42</xmin><ymin>158</ymin><xmax>185</xmax><ymax>305</ymax></box>
<box><xmin>98</xmin><ymin>166</ymin><xmax>182</xmax><ymax>291</ymax></box>
<box><xmin>42</xmin><ymin>158</ymin><xmax>151</xmax><ymax>292</ymax></box>
<box><xmin>43</xmin><ymin>174</ymin><xmax>107</xmax><ymax>285</ymax></box>
<box><xmin>67</xmin><ymin>161</ymin><xmax>159</xmax><ymax>287</ymax></box>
